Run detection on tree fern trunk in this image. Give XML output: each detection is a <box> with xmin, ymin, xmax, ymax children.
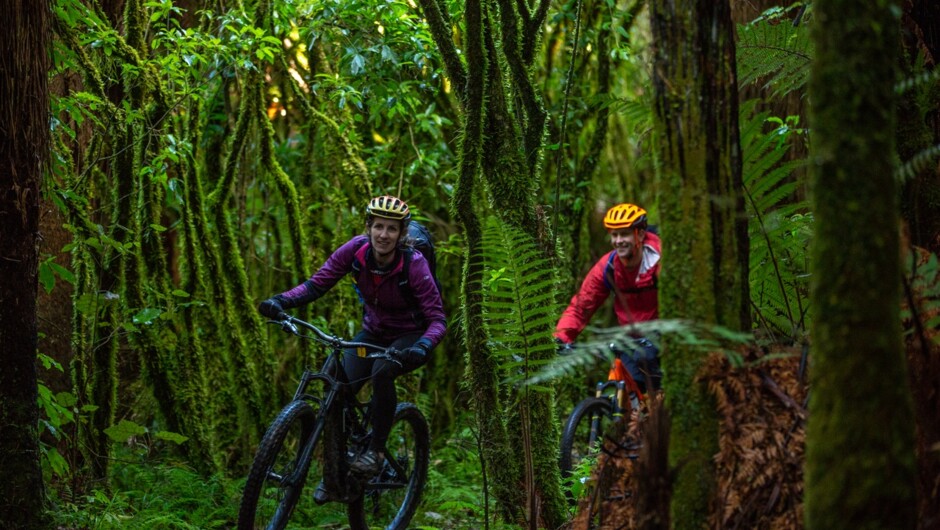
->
<box><xmin>805</xmin><ymin>1</ymin><xmax>916</xmax><ymax>528</ymax></box>
<box><xmin>650</xmin><ymin>0</ymin><xmax>746</xmax><ymax>526</ymax></box>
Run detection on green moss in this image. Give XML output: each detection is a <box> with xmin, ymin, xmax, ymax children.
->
<box><xmin>650</xmin><ymin>0</ymin><xmax>747</xmax><ymax>525</ymax></box>
<box><xmin>806</xmin><ymin>1</ymin><xmax>916</xmax><ymax>527</ymax></box>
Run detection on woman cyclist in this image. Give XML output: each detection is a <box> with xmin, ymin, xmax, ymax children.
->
<box><xmin>555</xmin><ymin>203</ymin><xmax>662</xmax><ymax>392</ymax></box>
<box><xmin>258</xmin><ymin>195</ymin><xmax>446</xmax><ymax>502</ymax></box>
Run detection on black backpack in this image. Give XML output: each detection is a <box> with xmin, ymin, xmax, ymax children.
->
<box><xmin>403</xmin><ymin>222</ymin><xmax>439</xmax><ymax>287</ymax></box>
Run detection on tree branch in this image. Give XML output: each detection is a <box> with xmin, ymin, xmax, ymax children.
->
<box><xmin>522</xmin><ymin>0</ymin><xmax>552</xmax><ymax>64</ymax></box>
<box><xmin>496</xmin><ymin>0</ymin><xmax>546</xmax><ymax>176</ymax></box>
<box><xmin>415</xmin><ymin>0</ymin><xmax>468</xmax><ymax>101</ymax></box>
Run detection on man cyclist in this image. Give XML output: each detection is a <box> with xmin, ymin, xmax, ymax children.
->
<box><xmin>258</xmin><ymin>195</ymin><xmax>446</xmax><ymax>502</ymax></box>
<box><xmin>555</xmin><ymin>203</ymin><xmax>662</xmax><ymax>392</ymax></box>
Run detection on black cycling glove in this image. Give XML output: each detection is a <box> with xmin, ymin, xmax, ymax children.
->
<box><xmin>398</xmin><ymin>339</ymin><xmax>431</xmax><ymax>365</ymax></box>
<box><xmin>258</xmin><ymin>296</ymin><xmax>286</xmax><ymax>319</ymax></box>
<box><xmin>555</xmin><ymin>337</ymin><xmax>574</xmax><ymax>355</ymax></box>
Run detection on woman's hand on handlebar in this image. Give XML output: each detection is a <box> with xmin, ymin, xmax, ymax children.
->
<box><xmin>258</xmin><ymin>296</ymin><xmax>287</xmax><ymax>320</ymax></box>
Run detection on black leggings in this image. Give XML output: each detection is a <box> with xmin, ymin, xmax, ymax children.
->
<box><xmin>342</xmin><ymin>330</ymin><xmax>424</xmax><ymax>452</ymax></box>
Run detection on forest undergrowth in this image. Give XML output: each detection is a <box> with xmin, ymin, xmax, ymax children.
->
<box><xmin>48</xmin><ymin>421</ymin><xmax>532</xmax><ymax>530</ymax></box>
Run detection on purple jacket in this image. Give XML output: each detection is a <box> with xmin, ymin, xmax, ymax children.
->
<box><xmin>277</xmin><ymin>235</ymin><xmax>447</xmax><ymax>348</ymax></box>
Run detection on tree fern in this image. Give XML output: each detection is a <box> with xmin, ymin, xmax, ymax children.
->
<box><xmin>526</xmin><ymin>319</ymin><xmax>754</xmax><ymax>385</ymax></box>
<box><xmin>606</xmin><ymin>93</ymin><xmax>653</xmax><ymax>138</ymax></box>
<box><xmin>741</xmin><ymin>99</ymin><xmax>812</xmax><ymax>343</ymax></box>
<box><xmin>736</xmin><ymin>5</ymin><xmax>814</xmax><ymax>100</ymax></box>
<box><xmin>479</xmin><ymin>217</ymin><xmax>564</xmax><ymax>388</ymax></box>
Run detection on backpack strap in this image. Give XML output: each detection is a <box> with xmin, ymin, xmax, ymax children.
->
<box><xmin>602</xmin><ymin>251</ymin><xmax>617</xmax><ymax>291</ymax></box>
<box><xmin>602</xmin><ymin>251</ymin><xmax>658</xmax><ymax>293</ymax></box>
<box><xmin>349</xmin><ymin>239</ymin><xmax>370</xmax><ymax>303</ymax></box>
<box><xmin>399</xmin><ymin>248</ymin><xmax>421</xmax><ymax>312</ymax></box>
<box><xmin>350</xmin><ymin>240</ymin><xmax>370</xmax><ymax>280</ymax></box>
<box><xmin>400</xmin><ymin>248</ymin><xmax>435</xmax><ymax>326</ymax></box>
<box><xmin>398</xmin><ymin>248</ymin><xmax>412</xmax><ymax>289</ymax></box>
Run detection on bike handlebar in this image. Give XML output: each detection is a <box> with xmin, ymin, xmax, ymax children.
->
<box><xmin>268</xmin><ymin>313</ymin><xmax>399</xmax><ymax>364</ymax></box>
<box><xmin>558</xmin><ymin>337</ymin><xmax>657</xmax><ymax>359</ymax></box>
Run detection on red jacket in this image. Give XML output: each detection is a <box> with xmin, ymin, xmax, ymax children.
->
<box><xmin>555</xmin><ymin>232</ymin><xmax>661</xmax><ymax>344</ymax></box>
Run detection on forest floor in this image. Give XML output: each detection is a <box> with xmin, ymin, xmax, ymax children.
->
<box><xmin>565</xmin><ymin>346</ymin><xmax>807</xmax><ymax>530</ymax></box>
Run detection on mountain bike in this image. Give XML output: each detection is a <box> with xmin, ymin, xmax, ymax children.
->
<box><xmin>237</xmin><ymin>313</ymin><xmax>430</xmax><ymax>530</ymax></box>
<box><xmin>558</xmin><ymin>342</ymin><xmax>653</xmax><ymax>480</ymax></box>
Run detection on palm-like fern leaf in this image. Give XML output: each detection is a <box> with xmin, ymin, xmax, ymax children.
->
<box><xmin>740</xmin><ymin>99</ymin><xmax>812</xmax><ymax>343</ymax></box>
<box><xmin>896</xmin><ymin>143</ymin><xmax>940</xmax><ymax>182</ymax></box>
<box><xmin>736</xmin><ymin>9</ymin><xmax>813</xmax><ymax>100</ymax></box>
<box><xmin>480</xmin><ymin>218</ymin><xmax>565</xmax><ymax>389</ymax></box>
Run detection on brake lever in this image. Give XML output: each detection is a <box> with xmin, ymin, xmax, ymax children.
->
<box><xmin>368</xmin><ymin>349</ymin><xmax>403</xmax><ymax>367</ymax></box>
<box><xmin>274</xmin><ymin>317</ymin><xmax>298</xmax><ymax>335</ymax></box>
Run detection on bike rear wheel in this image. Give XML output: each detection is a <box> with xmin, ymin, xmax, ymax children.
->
<box><xmin>559</xmin><ymin>397</ymin><xmax>615</xmax><ymax>479</ymax></box>
<box><xmin>347</xmin><ymin>402</ymin><xmax>430</xmax><ymax>530</ymax></box>
<box><xmin>237</xmin><ymin>399</ymin><xmax>320</xmax><ymax>530</ymax></box>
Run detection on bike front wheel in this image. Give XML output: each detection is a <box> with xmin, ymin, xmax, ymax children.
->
<box><xmin>559</xmin><ymin>396</ymin><xmax>615</xmax><ymax>479</ymax></box>
<box><xmin>347</xmin><ymin>402</ymin><xmax>430</xmax><ymax>530</ymax></box>
<box><xmin>237</xmin><ymin>399</ymin><xmax>319</xmax><ymax>530</ymax></box>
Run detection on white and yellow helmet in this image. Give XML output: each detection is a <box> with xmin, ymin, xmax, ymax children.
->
<box><xmin>367</xmin><ymin>195</ymin><xmax>412</xmax><ymax>222</ymax></box>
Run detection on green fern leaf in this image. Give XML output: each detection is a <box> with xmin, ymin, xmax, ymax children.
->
<box><xmin>737</xmin><ymin>14</ymin><xmax>813</xmax><ymax>99</ymax></box>
<box><xmin>740</xmin><ymin>100</ymin><xmax>812</xmax><ymax>342</ymax></box>
<box><xmin>480</xmin><ymin>218</ymin><xmax>566</xmax><ymax>383</ymax></box>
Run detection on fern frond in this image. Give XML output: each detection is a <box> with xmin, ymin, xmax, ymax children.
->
<box><xmin>895</xmin><ymin>68</ymin><xmax>940</xmax><ymax>95</ymax></box>
<box><xmin>525</xmin><ymin>320</ymin><xmax>754</xmax><ymax>385</ymax></box>
<box><xmin>736</xmin><ymin>15</ymin><xmax>813</xmax><ymax>99</ymax></box>
<box><xmin>480</xmin><ymin>218</ymin><xmax>565</xmax><ymax>383</ymax></box>
<box><xmin>606</xmin><ymin>93</ymin><xmax>653</xmax><ymax>136</ymax></box>
<box><xmin>895</xmin><ymin>143</ymin><xmax>940</xmax><ymax>182</ymax></box>
<box><xmin>740</xmin><ymin>100</ymin><xmax>812</xmax><ymax>343</ymax></box>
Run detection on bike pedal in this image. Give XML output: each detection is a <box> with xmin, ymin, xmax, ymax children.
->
<box><xmin>313</xmin><ymin>482</ymin><xmax>337</xmax><ymax>505</ymax></box>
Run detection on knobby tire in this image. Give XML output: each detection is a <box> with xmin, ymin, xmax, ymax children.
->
<box><xmin>237</xmin><ymin>399</ymin><xmax>319</xmax><ymax>530</ymax></box>
<box><xmin>346</xmin><ymin>402</ymin><xmax>430</xmax><ymax>530</ymax></box>
<box><xmin>559</xmin><ymin>397</ymin><xmax>615</xmax><ymax>478</ymax></box>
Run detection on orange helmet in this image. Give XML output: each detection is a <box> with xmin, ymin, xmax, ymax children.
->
<box><xmin>603</xmin><ymin>203</ymin><xmax>647</xmax><ymax>230</ymax></box>
<box><xmin>367</xmin><ymin>195</ymin><xmax>411</xmax><ymax>222</ymax></box>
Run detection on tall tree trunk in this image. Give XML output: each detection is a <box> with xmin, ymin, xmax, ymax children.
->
<box><xmin>418</xmin><ymin>0</ymin><xmax>568</xmax><ymax>525</ymax></box>
<box><xmin>650</xmin><ymin>0</ymin><xmax>747</xmax><ymax>526</ymax></box>
<box><xmin>0</xmin><ymin>1</ymin><xmax>52</xmax><ymax>528</ymax></box>
<box><xmin>805</xmin><ymin>1</ymin><xmax>916</xmax><ymax>528</ymax></box>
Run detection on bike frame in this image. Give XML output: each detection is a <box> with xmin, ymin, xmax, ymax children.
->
<box><xmin>275</xmin><ymin>316</ymin><xmax>387</xmax><ymax>493</ymax></box>
<box><xmin>597</xmin><ymin>351</ymin><xmax>644</xmax><ymax>415</ymax></box>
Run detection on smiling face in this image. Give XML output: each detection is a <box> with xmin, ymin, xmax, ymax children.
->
<box><xmin>368</xmin><ymin>218</ymin><xmax>404</xmax><ymax>265</ymax></box>
<box><xmin>609</xmin><ymin>227</ymin><xmax>645</xmax><ymax>266</ymax></box>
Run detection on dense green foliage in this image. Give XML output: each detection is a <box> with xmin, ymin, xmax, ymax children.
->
<box><xmin>21</xmin><ymin>0</ymin><xmax>939</xmax><ymax>527</ymax></box>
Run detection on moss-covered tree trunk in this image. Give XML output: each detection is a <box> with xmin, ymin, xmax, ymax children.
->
<box><xmin>650</xmin><ymin>0</ymin><xmax>747</xmax><ymax>526</ymax></box>
<box><xmin>0</xmin><ymin>1</ymin><xmax>51</xmax><ymax>527</ymax></box>
<box><xmin>805</xmin><ymin>1</ymin><xmax>916</xmax><ymax>528</ymax></box>
<box><xmin>419</xmin><ymin>0</ymin><xmax>569</xmax><ymax>525</ymax></box>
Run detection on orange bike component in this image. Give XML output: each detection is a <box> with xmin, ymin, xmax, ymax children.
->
<box><xmin>608</xmin><ymin>357</ymin><xmax>644</xmax><ymax>400</ymax></box>
<box><xmin>608</xmin><ymin>357</ymin><xmax>630</xmax><ymax>382</ymax></box>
